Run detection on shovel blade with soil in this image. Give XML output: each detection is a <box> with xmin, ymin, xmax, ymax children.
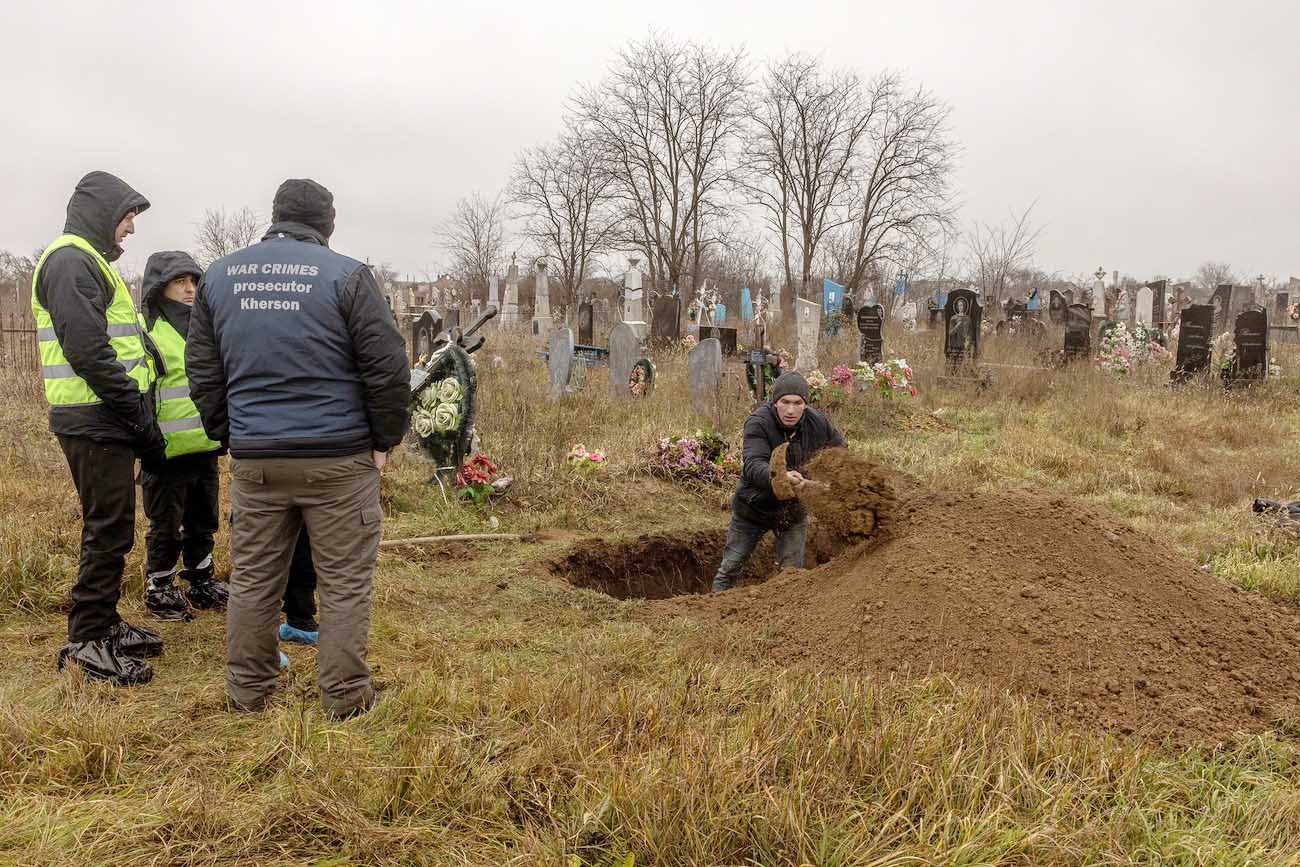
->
<box><xmin>770</xmin><ymin>443</ymin><xmax>896</xmax><ymax>541</ymax></box>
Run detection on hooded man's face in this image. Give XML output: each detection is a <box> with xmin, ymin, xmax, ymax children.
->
<box><xmin>162</xmin><ymin>275</ymin><xmax>197</xmax><ymax>306</ymax></box>
<box><xmin>775</xmin><ymin>394</ymin><xmax>807</xmax><ymax>428</ymax></box>
<box><xmin>114</xmin><ymin>211</ymin><xmax>137</xmax><ymax>246</ymax></box>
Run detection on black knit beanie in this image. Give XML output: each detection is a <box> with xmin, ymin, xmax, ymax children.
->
<box><xmin>771</xmin><ymin>371</ymin><xmax>811</xmax><ymax>403</ymax></box>
<box><xmin>271</xmin><ymin>178</ymin><xmax>336</xmax><ymax>239</ymax></box>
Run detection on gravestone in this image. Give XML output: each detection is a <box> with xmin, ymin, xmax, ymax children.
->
<box><xmin>650</xmin><ymin>295</ymin><xmax>681</xmax><ymax>345</ymax></box>
<box><xmin>1149</xmin><ymin>280</ymin><xmax>1168</xmax><ymax>327</ymax></box>
<box><xmin>1227</xmin><ymin>306</ymin><xmax>1268</xmax><ymax>380</ymax></box>
<box><xmin>488</xmin><ymin>274</ymin><xmax>500</xmax><ymax>310</ymax></box>
<box><xmin>714</xmin><ymin>303</ymin><xmax>727</xmax><ymax>324</ymax></box>
<box><xmin>687</xmin><ymin>337</ymin><xmax>723</xmax><ymax>415</ymax></box>
<box><xmin>531</xmin><ymin>260</ymin><xmax>553</xmax><ymax>337</ymax></box>
<box><xmin>1064</xmin><ymin>303</ymin><xmax>1092</xmax><ymax>359</ymax></box>
<box><xmin>1136</xmin><ymin>285</ymin><xmax>1154</xmax><ymax>327</ymax></box>
<box><xmin>623</xmin><ymin>257</ymin><xmax>643</xmax><ymax>323</ymax></box>
<box><xmin>795</xmin><ymin>298</ymin><xmax>821</xmax><ymax>372</ymax></box>
<box><xmin>697</xmin><ymin>325</ymin><xmax>738</xmax><ymax>355</ymax></box>
<box><xmin>1275</xmin><ymin>292</ymin><xmax>1289</xmax><ymax>321</ymax></box>
<box><xmin>942</xmin><ymin>288</ymin><xmax>982</xmax><ymax>364</ymax></box>
<box><xmin>740</xmin><ymin>286</ymin><xmax>753</xmax><ymax>321</ymax></box>
<box><xmin>578</xmin><ymin>300</ymin><xmax>594</xmax><ymax>345</ymax></box>
<box><xmin>1211</xmin><ymin>285</ymin><xmax>1233</xmax><ymax>334</ymax></box>
<box><xmin>501</xmin><ymin>255</ymin><xmax>520</xmax><ymax>326</ymax></box>
<box><xmin>856</xmin><ymin>303</ymin><xmax>884</xmax><ymax>364</ymax></box>
<box><xmin>547</xmin><ymin>328</ymin><xmax>574</xmax><ymax>396</ymax></box>
<box><xmin>1048</xmin><ymin>289</ymin><xmax>1067</xmax><ymax>325</ymax></box>
<box><xmin>608</xmin><ymin>322</ymin><xmax>641</xmax><ymax>400</ymax></box>
<box><xmin>1063</xmin><ymin>289</ymin><xmax>1074</xmax><ymax>305</ymax></box>
<box><xmin>1172</xmin><ymin>304</ymin><xmax>1214</xmax><ymax>381</ymax></box>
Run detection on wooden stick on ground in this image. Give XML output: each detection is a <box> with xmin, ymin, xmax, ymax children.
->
<box><xmin>379</xmin><ymin>533</ymin><xmax>525</xmax><ymax>549</ymax></box>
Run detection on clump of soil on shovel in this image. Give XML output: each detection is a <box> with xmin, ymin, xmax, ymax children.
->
<box><xmin>665</xmin><ymin>485</ymin><xmax>1300</xmax><ymax>747</ymax></box>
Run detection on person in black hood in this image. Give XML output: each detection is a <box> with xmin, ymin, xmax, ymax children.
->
<box><xmin>712</xmin><ymin>371</ymin><xmax>846</xmax><ymax>592</ymax></box>
<box><xmin>138</xmin><ymin>251</ymin><xmax>230</xmax><ymax>620</ymax></box>
<box><xmin>31</xmin><ymin>171</ymin><xmax>167</xmax><ymax>686</ymax></box>
<box><xmin>188</xmin><ymin>178</ymin><xmax>408</xmax><ymax>720</ymax></box>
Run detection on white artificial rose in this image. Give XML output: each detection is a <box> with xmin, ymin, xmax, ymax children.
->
<box><xmin>436</xmin><ymin>377</ymin><xmax>463</xmax><ymax>404</ymax></box>
<box><xmin>412</xmin><ymin>408</ymin><xmax>437</xmax><ymax>438</ymax></box>
<box><xmin>432</xmin><ymin>402</ymin><xmax>462</xmax><ymax>434</ymax></box>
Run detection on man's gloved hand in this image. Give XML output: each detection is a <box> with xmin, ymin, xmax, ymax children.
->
<box><xmin>125</xmin><ymin>396</ymin><xmax>167</xmax><ymax>471</ymax></box>
<box><xmin>139</xmin><ymin>443</ymin><xmax>168</xmax><ymax>475</ymax></box>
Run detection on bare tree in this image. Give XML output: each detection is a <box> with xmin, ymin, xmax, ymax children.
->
<box><xmin>746</xmin><ymin>55</ymin><xmax>868</xmax><ymax>302</ymax></box>
<box><xmin>841</xmin><ymin>75</ymin><xmax>956</xmax><ymax>296</ymax></box>
<box><xmin>574</xmin><ymin>34</ymin><xmax>749</xmax><ymax>299</ymax></box>
<box><xmin>508</xmin><ymin>127</ymin><xmax>618</xmax><ymax>310</ymax></box>
<box><xmin>435</xmin><ymin>192</ymin><xmax>507</xmax><ymax>301</ymax></box>
<box><xmin>1195</xmin><ymin>260</ymin><xmax>1236</xmax><ymax>291</ymax></box>
<box><xmin>0</xmin><ymin>249</ymin><xmax>38</xmax><ymax>314</ymax></box>
<box><xmin>194</xmin><ymin>207</ymin><xmax>262</xmax><ymax>267</ymax></box>
<box><xmin>965</xmin><ymin>205</ymin><xmax>1042</xmax><ymax>308</ymax></box>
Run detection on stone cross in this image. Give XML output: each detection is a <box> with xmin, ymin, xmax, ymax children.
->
<box><xmin>795</xmin><ymin>297</ymin><xmax>821</xmax><ymax>372</ymax></box>
<box><xmin>687</xmin><ymin>337</ymin><xmax>723</xmax><ymax>416</ymax></box>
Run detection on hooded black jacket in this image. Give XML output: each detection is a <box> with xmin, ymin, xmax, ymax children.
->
<box><xmin>32</xmin><ymin>171</ymin><xmax>163</xmax><ymax>448</ymax></box>
<box><xmin>186</xmin><ymin>212</ymin><xmax>409</xmax><ymax>456</ymax></box>
<box><xmin>733</xmin><ymin>402</ymin><xmax>846</xmax><ymax>528</ymax></box>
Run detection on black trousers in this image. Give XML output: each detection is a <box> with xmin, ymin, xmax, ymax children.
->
<box><xmin>57</xmin><ymin>435</ymin><xmax>135</xmax><ymax>642</ymax></box>
<box><xmin>284</xmin><ymin>525</ymin><xmax>318</xmax><ymax>631</ymax></box>
<box><xmin>141</xmin><ymin>454</ymin><xmax>220</xmax><ymax>578</ymax></box>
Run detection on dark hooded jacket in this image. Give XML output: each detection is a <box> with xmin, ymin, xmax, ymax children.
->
<box><xmin>186</xmin><ymin>179</ymin><xmax>409</xmax><ymax>457</ymax></box>
<box><xmin>33</xmin><ymin>171</ymin><xmax>163</xmax><ymax>448</ymax></box>
<box><xmin>733</xmin><ymin>402</ymin><xmax>846</xmax><ymax>528</ymax></box>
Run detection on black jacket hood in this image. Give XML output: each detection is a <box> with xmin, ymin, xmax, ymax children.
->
<box><xmin>270</xmin><ymin>179</ymin><xmax>335</xmax><ymax>241</ymax></box>
<box><xmin>63</xmin><ymin>171</ymin><xmax>150</xmax><ymax>262</ymax></box>
<box><xmin>141</xmin><ymin>251</ymin><xmax>203</xmax><ymax>322</ymax></box>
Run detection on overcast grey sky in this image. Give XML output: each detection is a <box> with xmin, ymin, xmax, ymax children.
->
<box><xmin>2</xmin><ymin>0</ymin><xmax>1297</xmax><ymax>284</ymax></box>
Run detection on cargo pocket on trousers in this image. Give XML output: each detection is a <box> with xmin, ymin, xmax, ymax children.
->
<box><xmin>361</xmin><ymin>507</ymin><xmax>382</xmax><ymax>527</ymax></box>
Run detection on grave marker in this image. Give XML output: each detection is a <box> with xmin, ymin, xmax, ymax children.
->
<box><xmin>697</xmin><ymin>325</ymin><xmax>738</xmax><ymax>355</ymax></box>
<box><xmin>608</xmin><ymin>322</ymin><xmax>641</xmax><ymax>400</ymax></box>
<box><xmin>650</xmin><ymin>295</ymin><xmax>681</xmax><ymax>345</ymax></box>
<box><xmin>1171</xmin><ymin>304</ymin><xmax>1214</xmax><ymax>381</ymax></box>
<box><xmin>1048</xmin><ymin>289</ymin><xmax>1067</xmax><ymax>325</ymax></box>
<box><xmin>942</xmin><ymin>288</ymin><xmax>982</xmax><ymax>364</ymax></box>
<box><xmin>1136</xmin><ymin>285</ymin><xmax>1154</xmax><ymax>327</ymax></box>
<box><xmin>501</xmin><ymin>254</ymin><xmax>520</xmax><ymax>326</ymax></box>
<box><xmin>795</xmin><ymin>298</ymin><xmax>821</xmax><ymax>372</ymax></box>
<box><xmin>547</xmin><ymin>328</ymin><xmax>574</xmax><ymax>396</ymax></box>
<box><xmin>1225</xmin><ymin>306</ymin><xmax>1268</xmax><ymax>381</ymax></box>
<box><xmin>1064</xmin><ymin>303</ymin><xmax>1092</xmax><ymax>359</ymax></box>
<box><xmin>1148</xmin><ymin>280</ymin><xmax>1168</xmax><ymax>327</ymax></box>
<box><xmin>1211</xmin><ymin>285</ymin><xmax>1233</xmax><ymax>334</ymax></box>
<box><xmin>687</xmin><ymin>337</ymin><xmax>723</xmax><ymax>415</ymax></box>
<box><xmin>856</xmin><ymin>303</ymin><xmax>884</xmax><ymax>364</ymax></box>
<box><xmin>578</xmin><ymin>299</ymin><xmax>594</xmax><ymax>345</ymax></box>
<box><xmin>531</xmin><ymin>260</ymin><xmax>553</xmax><ymax>337</ymax></box>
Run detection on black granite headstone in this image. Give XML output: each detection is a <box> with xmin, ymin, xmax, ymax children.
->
<box><xmin>1172</xmin><ymin>304</ymin><xmax>1214</xmax><ymax>382</ymax></box>
<box><xmin>578</xmin><ymin>301</ymin><xmax>594</xmax><ymax>345</ymax></box>
<box><xmin>698</xmin><ymin>325</ymin><xmax>738</xmax><ymax>356</ymax></box>
<box><xmin>1149</xmin><ymin>279</ymin><xmax>1168</xmax><ymax>327</ymax></box>
<box><xmin>650</xmin><ymin>296</ymin><xmax>681</xmax><ymax>345</ymax></box>
<box><xmin>1211</xmin><ymin>285</ymin><xmax>1233</xmax><ymax>334</ymax></box>
<box><xmin>856</xmin><ymin>303</ymin><xmax>884</xmax><ymax>363</ymax></box>
<box><xmin>1227</xmin><ymin>306</ymin><xmax>1268</xmax><ymax>380</ymax></box>
<box><xmin>1048</xmin><ymin>290</ymin><xmax>1067</xmax><ymax>325</ymax></box>
<box><xmin>1064</xmin><ymin>304</ymin><xmax>1091</xmax><ymax>359</ymax></box>
<box><xmin>943</xmin><ymin>289</ymin><xmax>982</xmax><ymax>363</ymax></box>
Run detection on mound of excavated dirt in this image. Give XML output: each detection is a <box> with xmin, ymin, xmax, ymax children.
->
<box><xmin>662</xmin><ymin>487</ymin><xmax>1300</xmax><ymax>746</ymax></box>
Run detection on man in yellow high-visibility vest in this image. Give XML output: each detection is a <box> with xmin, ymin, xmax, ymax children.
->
<box><xmin>31</xmin><ymin>171</ymin><xmax>167</xmax><ymax>686</ymax></box>
<box><xmin>138</xmin><ymin>251</ymin><xmax>228</xmax><ymax>622</ymax></box>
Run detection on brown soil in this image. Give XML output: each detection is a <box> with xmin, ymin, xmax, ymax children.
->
<box><xmin>551</xmin><ymin>527</ymin><xmax>841</xmax><ymax>600</ymax></box>
<box><xmin>661</xmin><ymin>487</ymin><xmax>1300</xmax><ymax>746</ymax></box>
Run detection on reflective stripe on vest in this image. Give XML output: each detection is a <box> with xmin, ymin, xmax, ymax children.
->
<box><xmin>146</xmin><ymin>315</ymin><xmax>220</xmax><ymax>458</ymax></box>
<box><xmin>30</xmin><ymin>235</ymin><xmax>151</xmax><ymax>407</ymax></box>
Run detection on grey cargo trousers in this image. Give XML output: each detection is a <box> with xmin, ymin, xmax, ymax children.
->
<box><xmin>226</xmin><ymin>452</ymin><xmax>382</xmax><ymax>718</ymax></box>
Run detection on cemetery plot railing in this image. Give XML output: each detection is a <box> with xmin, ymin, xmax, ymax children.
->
<box><xmin>1</xmin><ymin>314</ymin><xmax>39</xmax><ymax>375</ymax></box>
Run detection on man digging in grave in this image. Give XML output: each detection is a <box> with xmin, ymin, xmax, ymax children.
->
<box><xmin>712</xmin><ymin>372</ymin><xmax>846</xmax><ymax>592</ymax></box>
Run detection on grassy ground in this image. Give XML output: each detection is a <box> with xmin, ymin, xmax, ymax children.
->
<box><xmin>3</xmin><ymin>325</ymin><xmax>1300</xmax><ymax>865</ymax></box>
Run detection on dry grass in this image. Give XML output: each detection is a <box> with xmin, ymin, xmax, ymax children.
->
<box><xmin>3</xmin><ymin>326</ymin><xmax>1300</xmax><ymax>864</ymax></box>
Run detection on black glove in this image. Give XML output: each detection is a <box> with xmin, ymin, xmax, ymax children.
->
<box><xmin>139</xmin><ymin>444</ymin><xmax>168</xmax><ymax>475</ymax></box>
